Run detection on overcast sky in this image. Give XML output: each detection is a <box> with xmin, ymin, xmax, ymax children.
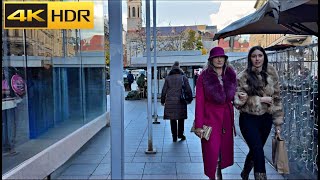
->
<box><xmin>120</xmin><ymin>1</ymin><xmax>256</xmax><ymax>31</ymax></box>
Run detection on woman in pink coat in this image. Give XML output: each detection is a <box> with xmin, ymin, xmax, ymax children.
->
<box><xmin>194</xmin><ymin>47</ymin><xmax>237</xmax><ymax>180</ymax></box>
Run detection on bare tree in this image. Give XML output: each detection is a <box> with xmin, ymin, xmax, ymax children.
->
<box><xmin>128</xmin><ymin>22</ymin><xmax>203</xmax><ymax>56</ymax></box>
<box><xmin>154</xmin><ymin>26</ymin><xmax>188</xmax><ymax>51</ymax></box>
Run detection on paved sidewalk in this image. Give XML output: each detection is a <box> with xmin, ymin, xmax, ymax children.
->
<box><xmin>54</xmin><ymin>99</ymin><xmax>285</xmax><ymax>179</ymax></box>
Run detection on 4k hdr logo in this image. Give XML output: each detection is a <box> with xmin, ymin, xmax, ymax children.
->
<box><xmin>4</xmin><ymin>2</ymin><xmax>94</xmax><ymax>29</ymax></box>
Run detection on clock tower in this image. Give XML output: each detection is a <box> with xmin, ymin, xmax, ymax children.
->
<box><xmin>127</xmin><ymin>0</ymin><xmax>142</xmax><ymax>31</ymax></box>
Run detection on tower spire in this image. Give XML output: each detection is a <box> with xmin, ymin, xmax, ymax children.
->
<box><xmin>127</xmin><ymin>0</ymin><xmax>142</xmax><ymax>31</ymax></box>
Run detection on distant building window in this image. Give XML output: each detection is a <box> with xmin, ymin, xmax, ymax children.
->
<box><xmin>132</xmin><ymin>7</ymin><xmax>135</xmax><ymax>17</ymax></box>
<box><xmin>129</xmin><ymin>6</ymin><xmax>130</xmax><ymax>18</ymax></box>
<box><xmin>138</xmin><ymin>7</ymin><xmax>139</xmax><ymax>18</ymax></box>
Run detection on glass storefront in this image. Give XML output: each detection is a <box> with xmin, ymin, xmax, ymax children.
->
<box><xmin>2</xmin><ymin>0</ymin><xmax>108</xmax><ymax>175</ymax></box>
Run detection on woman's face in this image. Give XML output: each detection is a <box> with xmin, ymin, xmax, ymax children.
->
<box><xmin>211</xmin><ymin>56</ymin><xmax>225</xmax><ymax>68</ymax></box>
<box><xmin>250</xmin><ymin>49</ymin><xmax>264</xmax><ymax>68</ymax></box>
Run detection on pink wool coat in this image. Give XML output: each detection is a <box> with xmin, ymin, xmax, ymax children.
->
<box><xmin>195</xmin><ymin>66</ymin><xmax>237</xmax><ymax>179</ymax></box>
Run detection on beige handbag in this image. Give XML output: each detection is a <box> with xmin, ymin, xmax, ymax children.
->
<box><xmin>190</xmin><ymin>121</ymin><xmax>212</xmax><ymax>141</ymax></box>
<box><xmin>272</xmin><ymin>133</ymin><xmax>290</xmax><ymax>174</ymax></box>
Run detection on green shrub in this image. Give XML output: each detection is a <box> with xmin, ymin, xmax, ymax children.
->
<box><xmin>125</xmin><ymin>90</ymin><xmax>140</xmax><ymax>100</ymax></box>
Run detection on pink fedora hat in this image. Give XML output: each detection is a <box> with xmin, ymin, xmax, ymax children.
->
<box><xmin>208</xmin><ymin>47</ymin><xmax>228</xmax><ymax>60</ymax></box>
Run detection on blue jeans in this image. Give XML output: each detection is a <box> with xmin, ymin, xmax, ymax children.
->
<box><xmin>239</xmin><ymin>112</ymin><xmax>272</xmax><ymax>173</ymax></box>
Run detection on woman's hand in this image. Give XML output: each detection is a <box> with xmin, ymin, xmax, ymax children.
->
<box><xmin>234</xmin><ymin>104</ymin><xmax>241</xmax><ymax>110</ymax></box>
<box><xmin>195</xmin><ymin>128</ymin><xmax>203</xmax><ymax>139</ymax></box>
<box><xmin>260</xmin><ymin>96</ymin><xmax>273</xmax><ymax>105</ymax></box>
<box><xmin>275</xmin><ymin>125</ymin><xmax>281</xmax><ymax>134</ymax></box>
<box><xmin>238</xmin><ymin>92</ymin><xmax>247</xmax><ymax>100</ymax></box>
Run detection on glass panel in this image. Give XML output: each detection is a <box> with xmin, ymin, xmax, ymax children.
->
<box><xmin>2</xmin><ymin>0</ymin><xmax>108</xmax><ymax>175</ymax></box>
<box><xmin>79</xmin><ymin>0</ymin><xmax>106</xmax><ymax>122</ymax></box>
<box><xmin>2</xmin><ymin>27</ymin><xmax>29</xmax><ymax>173</ymax></box>
<box><xmin>84</xmin><ymin>67</ymin><xmax>106</xmax><ymax>120</ymax></box>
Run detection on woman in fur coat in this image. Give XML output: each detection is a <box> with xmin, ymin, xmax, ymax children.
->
<box><xmin>194</xmin><ymin>47</ymin><xmax>237</xmax><ymax>180</ymax></box>
<box><xmin>234</xmin><ymin>46</ymin><xmax>284</xmax><ymax>180</ymax></box>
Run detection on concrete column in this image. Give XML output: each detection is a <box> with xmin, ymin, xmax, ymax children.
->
<box><xmin>109</xmin><ymin>0</ymin><xmax>124</xmax><ymax>179</ymax></box>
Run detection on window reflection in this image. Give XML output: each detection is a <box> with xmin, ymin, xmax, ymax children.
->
<box><xmin>2</xmin><ymin>0</ymin><xmax>107</xmax><ymax>175</ymax></box>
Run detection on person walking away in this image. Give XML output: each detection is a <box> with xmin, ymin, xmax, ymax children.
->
<box><xmin>194</xmin><ymin>47</ymin><xmax>237</xmax><ymax>180</ymax></box>
<box><xmin>161</xmin><ymin>61</ymin><xmax>192</xmax><ymax>142</ymax></box>
<box><xmin>234</xmin><ymin>46</ymin><xmax>284</xmax><ymax>180</ymax></box>
<box><xmin>193</xmin><ymin>72</ymin><xmax>199</xmax><ymax>94</ymax></box>
<box><xmin>137</xmin><ymin>72</ymin><xmax>146</xmax><ymax>97</ymax></box>
<box><xmin>137</xmin><ymin>72</ymin><xmax>146</xmax><ymax>90</ymax></box>
<box><xmin>127</xmin><ymin>71</ymin><xmax>134</xmax><ymax>91</ymax></box>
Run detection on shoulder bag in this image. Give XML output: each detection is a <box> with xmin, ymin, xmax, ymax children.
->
<box><xmin>180</xmin><ymin>75</ymin><xmax>192</xmax><ymax>104</ymax></box>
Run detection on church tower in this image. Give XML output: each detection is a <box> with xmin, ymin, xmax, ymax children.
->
<box><xmin>127</xmin><ymin>0</ymin><xmax>142</xmax><ymax>31</ymax></box>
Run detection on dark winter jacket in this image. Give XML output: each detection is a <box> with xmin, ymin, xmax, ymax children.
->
<box><xmin>161</xmin><ymin>67</ymin><xmax>192</xmax><ymax>120</ymax></box>
<box><xmin>127</xmin><ymin>73</ymin><xmax>134</xmax><ymax>84</ymax></box>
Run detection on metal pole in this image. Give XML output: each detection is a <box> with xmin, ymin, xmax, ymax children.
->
<box><xmin>109</xmin><ymin>0</ymin><xmax>124</xmax><ymax>178</ymax></box>
<box><xmin>229</xmin><ymin>36</ymin><xmax>234</xmax><ymax>52</ymax></box>
<box><xmin>145</xmin><ymin>0</ymin><xmax>156</xmax><ymax>154</ymax></box>
<box><xmin>152</xmin><ymin>0</ymin><xmax>159</xmax><ymax>124</ymax></box>
<box><xmin>79</xmin><ymin>29</ymin><xmax>86</xmax><ymax>123</ymax></box>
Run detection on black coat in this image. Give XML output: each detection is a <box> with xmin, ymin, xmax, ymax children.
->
<box><xmin>127</xmin><ymin>73</ymin><xmax>134</xmax><ymax>84</ymax></box>
<box><xmin>161</xmin><ymin>68</ymin><xmax>192</xmax><ymax>120</ymax></box>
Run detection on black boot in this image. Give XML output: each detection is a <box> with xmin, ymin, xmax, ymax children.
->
<box><xmin>241</xmin><ymin>160</ymin><xmax>254</xmax><ymax>180</ymax></box>
<box><xmin>215</xmin><ymin>161</ymin><xmax>222</xmax><ymax>180</ymax></box>
<box><xmin>170</xmin><ymin>120</ymin><xmax>178</xmax><ymax>142</ymax></box>
<box><xmin>241</xmin><ymin>153</ymin><xmax>254</xmax><ymax>180</ymax></box>
<box><xmin>178</xmin><ymin>135</ymin><xmax>186</xmax><ymax>141</ymax></box>
<box><xmin>254</xmin><ymin>173</ymin><xmax>267</xmax><ymax>180</ymax></box>
<box><xmin>177</xmin><ymin>119</ymin><xmax>185</xmax><ymax>141</ymax></box>
<box><xmin>172</xmin><ymin>136</ymin><xmax>177</xmax><ymax>142</ymax></box>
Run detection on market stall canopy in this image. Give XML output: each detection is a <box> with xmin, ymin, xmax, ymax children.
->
<box><xmin>213</xmin><ymin>0</ymin><xmax>318</xmax><ymax>41</ymax></box>
<box><xmin>275</xmin><ymin>0</ymin><xmax>318</xmax><ymax>35</ymax></box>
<box><xmin>265</xmin><ymin>44</ymin><xmax>296</xmax><ymax>51</ymax></box>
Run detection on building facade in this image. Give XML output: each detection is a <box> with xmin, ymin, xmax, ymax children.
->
<box><xmin>127</xmin><ymin>0</ymin><xmax>142</xmax><ymax>32</ymax></box>
<box><xmin>125</xmin><ymin>0</ymin><xmax>218</xmax><ymax>67</ymax></box>
<box><xmin>218</xmin><ymin>37</ymin><xmax>250</xmax><ymax>52</ymax></box>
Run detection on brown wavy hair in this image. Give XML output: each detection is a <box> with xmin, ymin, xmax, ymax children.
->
<box><xmin>246</xmin><ymin>46</ymin><xmax>269</xmax><ymax>96</ymax></box>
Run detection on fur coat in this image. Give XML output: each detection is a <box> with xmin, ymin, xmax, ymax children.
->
<box><xmin>201</xmin><ymin>66</ymin><xmax>237</xmax><ymax>104</ymax></box>
<box><xmin>195</xmin><ymin>65</ymin><xmax>237</xmax><ymax>179</ymax></box>
<box><xmin>234</xmin><ymin>64</ymin><xmax>284</xmax><ymax>126</ymax></box>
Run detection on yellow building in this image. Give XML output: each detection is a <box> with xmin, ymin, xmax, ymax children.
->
<box><xmin>2</xmin><ymin>0</ymin><xmax>76</xmax><ymax>58</ymax></box>
<box><xmin>5</xmin><ymin>29</ymin><xmax>76</xmax><ymax>57</ymax></box>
